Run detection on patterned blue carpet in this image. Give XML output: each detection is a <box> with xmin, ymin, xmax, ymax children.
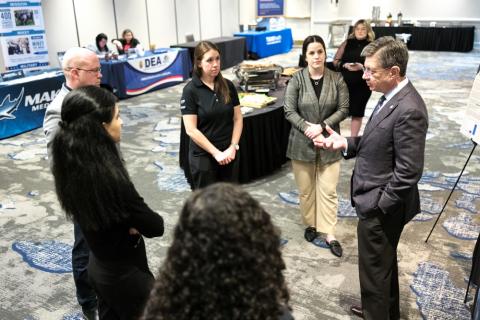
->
<box><xmin>1</xmin><ymin>47</ymin><xmax>480</xmax><ymax>319</ymax></box>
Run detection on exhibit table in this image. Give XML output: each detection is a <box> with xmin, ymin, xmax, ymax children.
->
<box><xmin>234</xmin><ymin>28</ymin><xmax>294</xmax><ymax>59</ymax></box>
<box><xmin>353</xmin><ymin>26</ymin><xmax>475</xmax><ymax>52</ymax></box>
<box><xmin>0</xmin><ymin>70</ymin><xmax>64</xmax><ymax>139</ymax></box>
<box><xmin>179</xmin><ymin>80</ymin><xmax>291</xmax><ymax>187</ymax></box>
<box><xmin>171</xmin><ymin>37</ymin><xmax>246</xmax><ymax>70</ymax></box>
<box><xmin>100</xmin><ymin>48</ymin><xmax>191</xmax><ymax>99</ymax></box>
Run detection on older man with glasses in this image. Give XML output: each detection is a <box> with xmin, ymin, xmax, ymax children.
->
<box><xmin>43</xmin><ymin>47</ymin><xmax>102</xmax><ymax>320</ymax></box>
<box><xmin>315</xmin><ymin>37</ymin><xmax>429</xmax><ymax>320</ymax></box>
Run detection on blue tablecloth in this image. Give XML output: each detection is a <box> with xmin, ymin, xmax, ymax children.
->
<box><xmin>0</xmin><ymin>70</ymin><xmax>64</xmax><ymax>139</ymax></box>
<box><xmin>234</xmin><ymin>28</ymin><xmax>293</xmax><ymax>59</ymax></box>
<box><xmin>101</xmin><ymin>48</ymin><xmax>191</xmax><ymax>99</ymax></box>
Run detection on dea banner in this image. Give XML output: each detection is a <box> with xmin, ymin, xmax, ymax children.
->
<box><xmin>120</xmin><ymin>48</ymin><xmax>191</xmax><ymax>97</ymax></box>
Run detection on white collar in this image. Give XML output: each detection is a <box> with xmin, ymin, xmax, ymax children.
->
<box><xmin>384</xmin><ymin>77</ymin><xmax>409</xmax><ymax>102</ymax></box>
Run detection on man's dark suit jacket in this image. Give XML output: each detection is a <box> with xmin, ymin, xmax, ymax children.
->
<box><xmin>345</xmin><ymin>81</ymin><xmax>428</xmax><ymax>222</ymax></box>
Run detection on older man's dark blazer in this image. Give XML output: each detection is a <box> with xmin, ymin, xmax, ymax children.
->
<box><xmin>345</xmin><ymin>81</ymin><xmax>428</xmax><ymax>222</ymax></box>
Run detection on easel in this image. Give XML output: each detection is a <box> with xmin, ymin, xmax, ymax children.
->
<box><xmin>423</xmin><ymin>139</ymin><xmax>478</xmax><ymax>306</ymax></box>
<box><xmin>425</xmin><ymin>140</ymin><xmax>477</xmax><ymax>243</ymax></box>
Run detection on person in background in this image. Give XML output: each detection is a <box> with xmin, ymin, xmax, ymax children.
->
<box><xmin>284</xmin><ymin>35</ymin><xmax>349</xmax><ymax>257</ymax></box>
<box><xmin>112</xmin><ymin>29</ymin><xmax>141</xmax><ymax>54</ymax></box>
<box><xmin>180</xmin><ymin>41</ymin><xmax>243</xmax><ymax>189</ymax></box>
<box><xmin>141</xmin><ymin>183</ymin><xmax>292</xmax><ymax>320</ymax></box>
<box><xmin>43</xmin><ymin>47</ymin><xmax>102</xmax><ymax>320</ymax></box>
<box><xmin>89</xmin><ymin>33</ymin><xmax>118</xmax><ymax>55</ymax></box>
<box><xmin>316</xmin><ymin>37</ymin><xmax>428</xmax><ymax>320</ymax></box>
<box><xmin>51</xmin><ymin>86</ymin><xmax>164</xmax><ymax>319</ymax></box>
<box><xmin>333</xmin><ymin>19</ymin><xmax>375</xmax><ymax>137</ymax></box>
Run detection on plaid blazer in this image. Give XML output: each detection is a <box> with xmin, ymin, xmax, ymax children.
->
<box><xmin>284</xmin><ymin>67</ymin><xmax>349</xmax><ymax>163</ymax></box>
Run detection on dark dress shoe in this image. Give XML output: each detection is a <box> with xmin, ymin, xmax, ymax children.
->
<box><xmin>327</xmin><ymin>240</ymin><xmax>343</xmax><ymax>257</ymax></box>
<box><xmin>304</xmin><ymin>227</ymin><xmax>318</xmax><ymax>242</ymax></box>
<box><xmin>350</xmin><ymin>304</ymin><xmax>364</xmax><ymax>318</ymax></box>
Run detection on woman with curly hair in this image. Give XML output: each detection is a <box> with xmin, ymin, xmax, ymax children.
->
<box><xmin>141</xmin><ymin>183</ymin><xmax>292</xmax><ymax>320</ymax></box>
<box><xmin>51</xmin><ymin>86</ymin><xmax>164</xmax><ymax>319</ymax></box>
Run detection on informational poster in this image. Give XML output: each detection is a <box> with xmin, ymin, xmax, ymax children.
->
<box><xmin>257</xmin><ymin>0</ymin><xmax>284</xmax><ymax>17</ymax></box>
<box><xmin>460</xmin><ymin>73</ymin><xmax>480</xmax><ymax>144</ymax></box>
<box><xmin>0</xmin><ymin>1</ymin><xmax>49</xmax><ymax>71</ymax></box>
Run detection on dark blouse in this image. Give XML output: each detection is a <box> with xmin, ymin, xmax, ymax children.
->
<box><xmin>309</xmin><ymin>77</ymin><xmax>324</xmax><ymax>99</ymax></box>
<box><xmin>340</xmin><ymin>38</ymin><xmax>370</xmax><ymax>85</ymax></box>
<box><xmin>115</xmin><ymin>38</ymin><xmax>141</xmax><ymax>54</ymax></box>
<box><xmin>83</xmin><ymin>182</ymin><xmax>164</xmax><ymax>264</ymax></box>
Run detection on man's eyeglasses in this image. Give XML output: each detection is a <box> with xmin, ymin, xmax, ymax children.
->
<box><xmin>65</xmin><ymin>66</ymin><xmax>101</xmax><ymax>74</ymax></box>
<box><xmin>362</xmin><ymin>66</ymin><xmax>390</xmax><ymax>76</ymax></box>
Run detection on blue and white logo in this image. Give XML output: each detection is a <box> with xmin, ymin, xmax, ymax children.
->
<box><xmin>0</xmin><ymin>88</ymin><xmax>24</xmax><ymax>121</ymax></box>
<box><xmin>266</xmin><ymin>35</ymin><xmax>282</xmax><ymax>46</ymax></box>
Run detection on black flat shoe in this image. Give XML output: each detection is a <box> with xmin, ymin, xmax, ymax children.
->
<box><xmin>304</xmin><ymin>226</ymin><xmax>318</xmax><ymax>242</ymax></box>
<box><xmin>327</xmin><ymin>239</ymin><xmax>343</xmax><ymax>257</ymax></box>
<box><xmin>350</xmin><ymin>304</ymin><xmax>364</xmax><ymax>318</ymax></box>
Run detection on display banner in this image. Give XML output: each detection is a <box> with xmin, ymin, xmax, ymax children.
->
<box><xmin>257</xmin><ymin>0</ymin><xmax>284</xmax><ymax>17</ymax></box>
<box><xmin>0</xmin><ymin>71</ymin><xmax>64</xmax><ymax>139</ymax></box>
<box><xmin>460</xmin><ymin>73</ymin><xmax>480</xmax><ymax>144</ymax></box>
<box><xmin>0</xmin><ymin>1</ymin><xmax>49</xmax><ymax>70</ymax></box>
<box><xmin>123</xmin><ymin>49</ymin><xmax>190</xmax><ymax>96</ymax></box>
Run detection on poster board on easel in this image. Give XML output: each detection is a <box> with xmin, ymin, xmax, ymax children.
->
<box><xmin>460</xmin><ymin>73</ymin><xmax>480</xmax><ymax>144</ymax></box>
<box><xmin>0</xmin><ymin>0</ymin><xmax>49</xmax><ymax>72</ymax></box>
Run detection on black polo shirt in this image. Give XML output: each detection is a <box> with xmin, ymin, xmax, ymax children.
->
<box><xmin>180</xmin><ymin>74</ymin><xmax>240</xmax><ymax>155</ymax></box>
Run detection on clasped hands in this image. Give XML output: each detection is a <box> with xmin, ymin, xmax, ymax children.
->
<box><xmin>213</xmin><ymin>145</ymin><xmax>236</xmax><ymax>165</ymax></box>
<box><xmin>305</xmin><ymin>122</ymin><xmax>347</xmax><ymax>151</ymax></box>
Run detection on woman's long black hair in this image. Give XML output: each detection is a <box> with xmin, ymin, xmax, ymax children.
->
<box><xmin>95</xmin><ymin>33</ymin><xmax>110</xmax><ymax>52</ymax></box>
<box><xmin>52</xmin><ymin>86</ymin><xmax>130</xmax><ymax>231</ymax></box>
<box><xmin>141</xmin><ymin>183</ymin><xmax>290</xmax><ymax>320</ymax></box>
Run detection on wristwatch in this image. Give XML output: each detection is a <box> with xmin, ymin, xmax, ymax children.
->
<box><xmin>231</xmin><ymin>143</ymin><xmax>240</xmax><ymax>150</ymax></box>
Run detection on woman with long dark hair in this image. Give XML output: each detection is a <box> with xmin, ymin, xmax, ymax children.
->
<box><xmin>181</xmin><ymin>41</ymin><xmax>243</xmax><ymax>189</ymax></box>
<box><xmin>51</xmin><ymin>86</ymin><xmax>164</xmax><ymax>319</ymax></box>
<box><xmin>284</xmin><ymin>35</ymin><xmax>349</xmax><ymax>257</ymax></box>
<box><xmin>141</xmin><ymin>183</ymin><xmax>292</xmax><ymax>320</ymax></box>
<box><xmin>94</xmin><ymin>33</ymin><xmax>113</xmax><ymax>54</ymax></box>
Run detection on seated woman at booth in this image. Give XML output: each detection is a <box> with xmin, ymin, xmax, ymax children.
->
<box><xmin>89</xmin><ymin>33</ymin><xmax>118</xmax><ymax>55</ymax></box>
<box><xmin>141</xmin><ymin>183</ymin><xmax>293</xmax><ymax>320</ymax></box>
<box><xmin>112</xmin><ymin>29</ymin><xmax>141</xmax><ymax>54</ymax></box>
<box><xmin>51</xmin><ymin>86</ymin><xmax>164</xmax><ymax>319</ymax></box>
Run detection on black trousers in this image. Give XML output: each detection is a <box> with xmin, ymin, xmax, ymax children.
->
<box><xmin>188</xmin><ymin>151</ymin><xmax>239</xmax><ymax>190</ymax></box>
<box><xmin>88</xmin><ymin>242</ymin><xmax>154</xmax><ymax>320</ymax></box>
<box><xmin>357</xmin><ymin>211</ymin><xmax>405</xmax><ymax>320</ymax></box>
<box><xmin>72</xmin><ymin>223</ymin><xmax>97</xmax><ymax>310</ymax></box>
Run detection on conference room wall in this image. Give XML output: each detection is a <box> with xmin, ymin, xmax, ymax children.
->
<box><xmin>220</xmin><ymin>0</ymin><xmax>240</xmax><ymax>37</ymax></box>
<box><xmin>334</xmin><ymin>0</ymin><xmax>480</xmax><ymax>21</ymax></box>
<box><xmin>199</xmin><ymin>0</ymin><xmax>221</xmax><ymax>39</ymax></box>
<box><xmin>73</xmin><ymin>0</ymin><xmax>117</xmax><ymax>48</ymax></box>
<box><xmin>147</xmin><ymin>0</ymin><xmax>178</xmax><ymax>48</ymax></box>
<box><xmin>42</xmin><ymin>0</ymin><xmax>78</xmax><ymax>70</ymax></box>
<box><xmin>41</xmin><ymin>0</ymin><xmax>240</xmax><ymax>68</ymax></box>
<box><xmin>176</xmin><ymin>0</ymin><xmax>201</xmax><ymax>43</ymax></box>
<box><xmin>312</xmin><ymin>0</ymin><xmax>480</xmax><ymax>47</ymax></box>
<box><xmin>114</xmin><ymin>0</ymin><xmax>150</xmax><ymax>46</ymax></box>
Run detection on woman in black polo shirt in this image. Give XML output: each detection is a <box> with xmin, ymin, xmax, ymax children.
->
<box><xmin>181</xmin><ymin>41</ymin><xmax>243</xmax><ymax>189</ymax></box>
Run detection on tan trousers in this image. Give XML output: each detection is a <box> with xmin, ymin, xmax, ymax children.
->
<box><xmin>291</xmin><ymin>159</ymin><xmax>340</xmax><ymax>235</ymax></box>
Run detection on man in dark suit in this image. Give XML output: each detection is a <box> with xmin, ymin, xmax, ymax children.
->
<box><xmin>315</xmin><ymin>37</ymin><xmax>428</xmax><ymax>319</ymax></box>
